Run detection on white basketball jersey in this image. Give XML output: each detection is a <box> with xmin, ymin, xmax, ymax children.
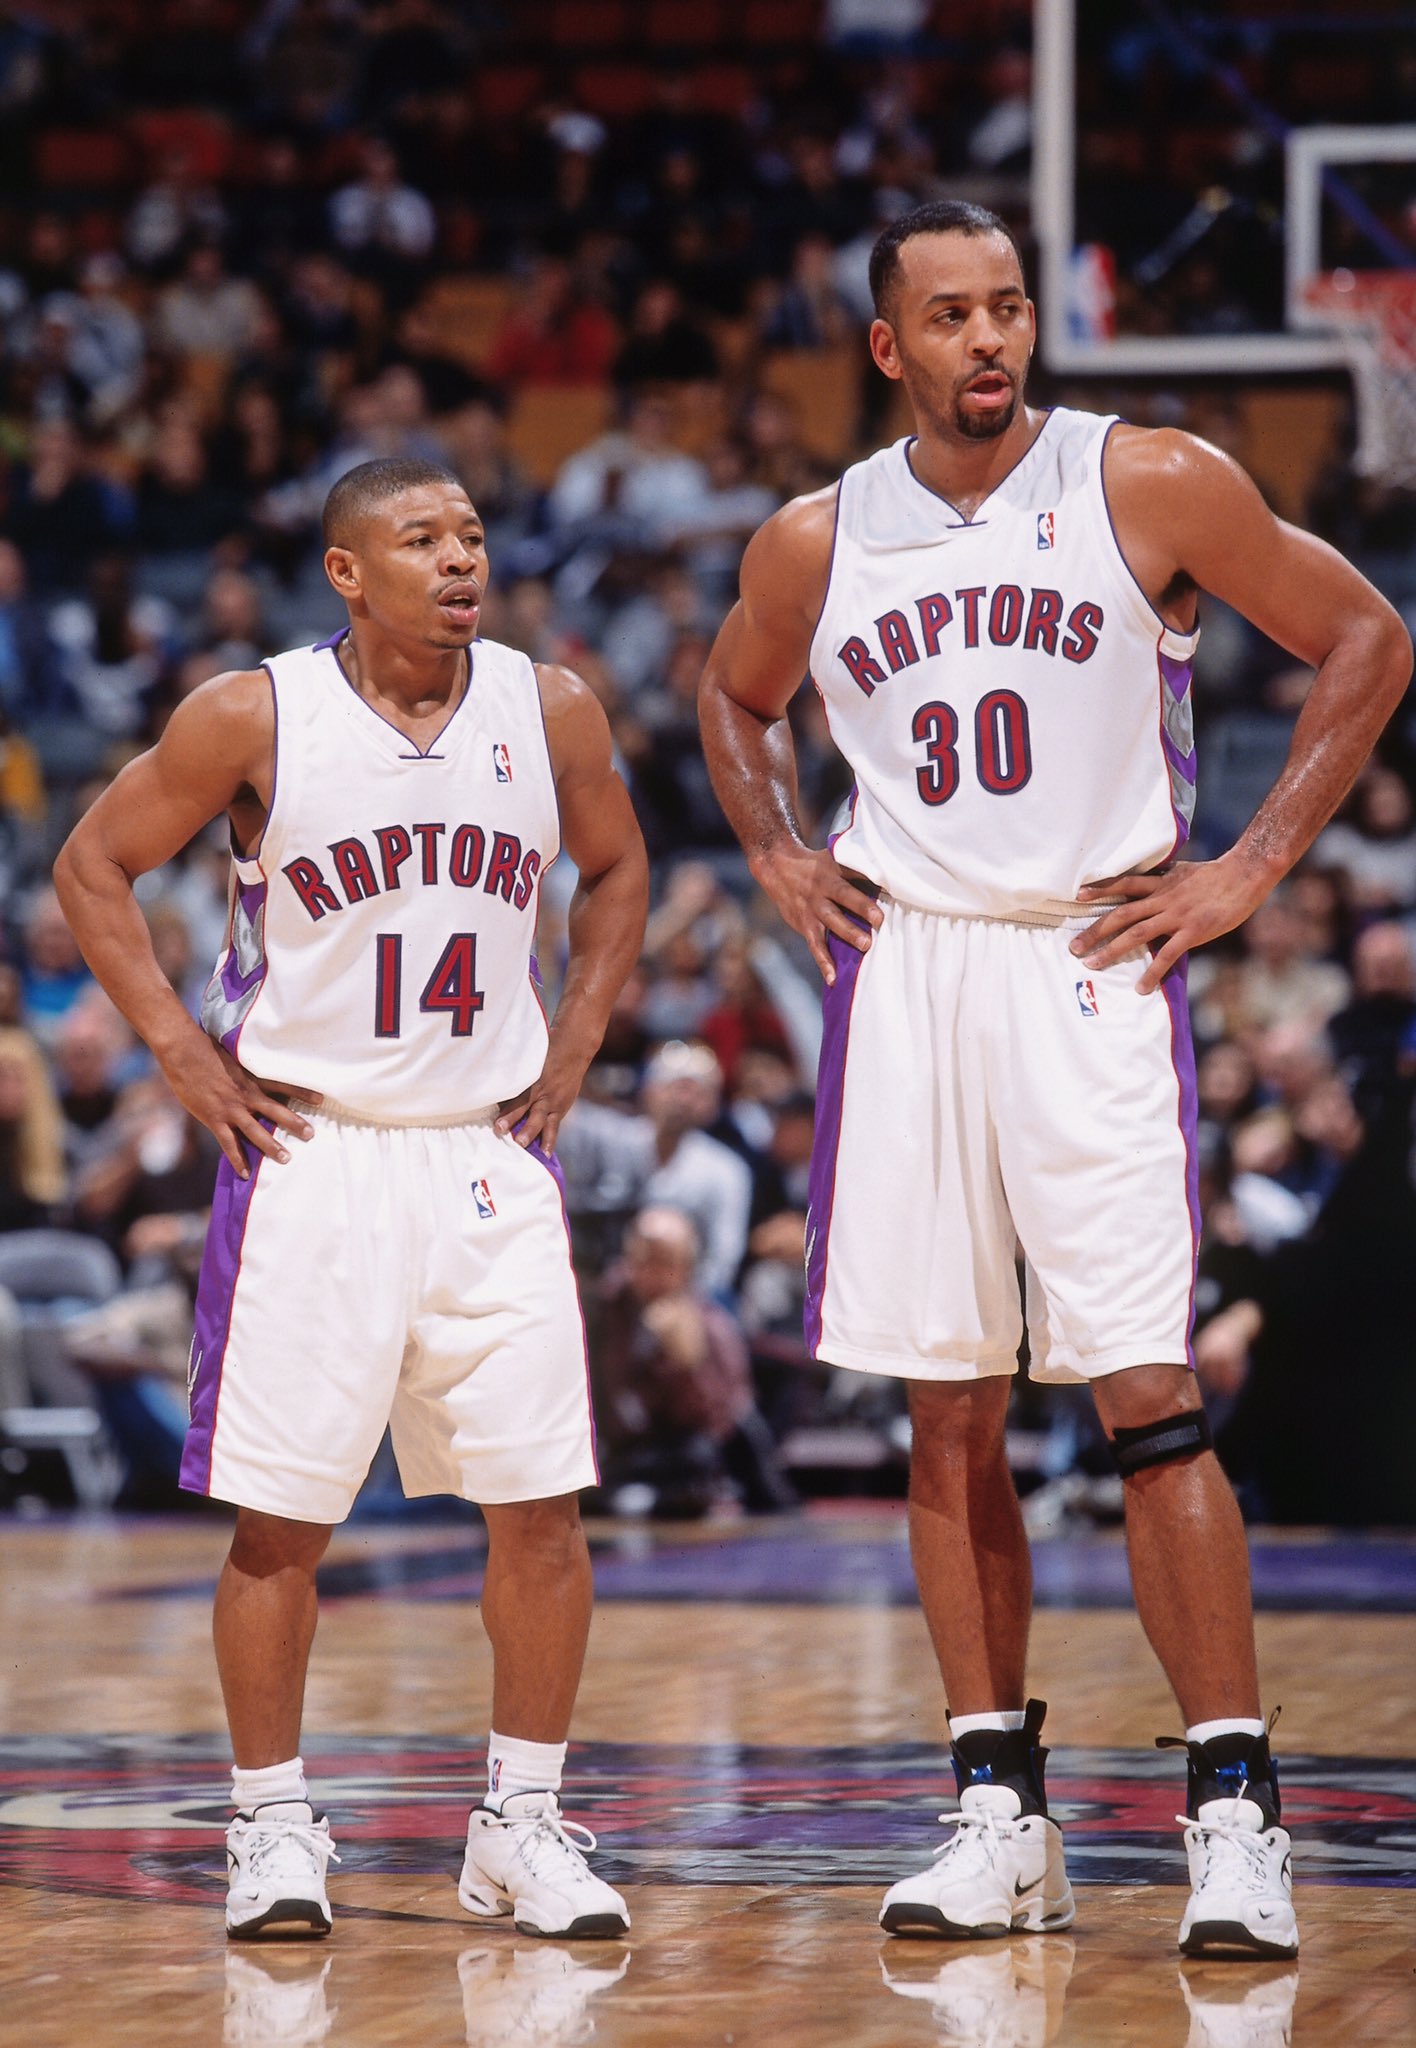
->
<box><xmin>202</xmin><ymin>633</ymin><xmax>558</xmax><ymax>1120</ymax></box>
<box><xmin>809</xmin><ymin>408</ymin><xmax>1199</xmax><ymax>918</ymax></box>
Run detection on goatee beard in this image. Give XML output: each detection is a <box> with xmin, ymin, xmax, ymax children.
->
<box><xmin>953</xmin><ymin>390</ymin><xmax>1019</xmax><ymax>440</ymax></box>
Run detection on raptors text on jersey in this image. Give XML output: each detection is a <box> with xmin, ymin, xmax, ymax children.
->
<box><xmin>201</xmin><ymin>634</ymin><xmax>558</xmax><ymax>1119</ymax></box>
<box><xmin>809</xmin><ymin>408</ymin><xmax>1199</xmax><ymax>918</ymax></box>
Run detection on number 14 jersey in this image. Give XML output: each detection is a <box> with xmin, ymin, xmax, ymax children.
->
<box><xmin>809</xmin><ymin>406</ymin><xmax>1200</xmax><ymax>919</ymax></box>
<box><xmin>201</xmin><ymin>633</ymin><xmax>558</xmax><ymax>1120</ymax></box>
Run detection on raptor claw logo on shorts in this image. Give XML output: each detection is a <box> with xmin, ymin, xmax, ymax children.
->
<box><xmin>471</xmin><ymin>1178</ymin><xmax>496</xmax><ymax>1219</ymax></box>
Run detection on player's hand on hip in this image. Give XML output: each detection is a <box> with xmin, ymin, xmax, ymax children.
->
<box><xmin>1073</xmin><ymin>854</ymin><xmax>1270</xmax><ymax>993</ymax></box>
<box><xmin>496</xmin><ymin>1054</ymin><xmax>582</xmax><ymax>1152</ymax></box>
<box><xmin>163</xmin><ymin>1039</ymin><xmax>320</xmax><ymax>1179</ymax></box>
<box><xmin>751</xmin><ymin>843</ymin><xmax>883</xmax><ymax>984</ymax></box>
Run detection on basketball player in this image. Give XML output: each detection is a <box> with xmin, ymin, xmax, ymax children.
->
<box><xmin>54</xmin><ymin>458</ymin><xmax>649</xmax><ymax>1943</ymax></box>
<box><xmin>699</xmin><ymin>203</ymin><xmax>1411</xmax><ymax>1957</ymax></box>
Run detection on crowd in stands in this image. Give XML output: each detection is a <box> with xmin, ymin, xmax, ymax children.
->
<box><xmin>0</xmin><ymin>0</ymin><xmax>1412</xmax><ymax>1524</ymax></box>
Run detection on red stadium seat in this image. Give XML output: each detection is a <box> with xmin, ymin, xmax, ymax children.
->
<box><xmin>550</xmin><ymin>1</ymin><xmax>630</xmax><ymax>49</ymax></box>
<box><xmin>474</xmin><ymin>66</ymin><xmax>548</xmax><ymax>120</ymax></box>
<box><xmin>742</xmin><ymin>0</ymin><xmax>819</xmax><ymax>44</ymax></box>
<box><xmin>646</xmin><ymin>0</ymin><xmax>726</xmax><ymax>48</ymax></box>
<box><xmin>693</xmin><ymin>64</ymin><xmax>754</xmax><ymax>116</ymax></box>
<box><xmin>573</xmin><ymin>63</ymin><xmax>654</xmax><ymax>118</ymax></box>
<box><xmin>129</xmin><ymin>109</ymin><xmax>232</xmax><ymax>182</ymax></box>
<box><xmin>34</xmin><ymin>129</ymin><xmax>133</xmax><ymax>188</ymax></box>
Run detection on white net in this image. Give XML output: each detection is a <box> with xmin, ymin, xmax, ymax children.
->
<box><xmin>1304</xmin><ymin>270</ymin><xmax>1416</xmax><ymax>491</ymax></box>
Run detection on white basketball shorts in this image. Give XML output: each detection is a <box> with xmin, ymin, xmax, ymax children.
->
<box><xmin>180</xmin><ymin>1105</ymin><xmax>597</xmax><ymax>1521</ymax></box>
<box><xmin>805</xmin><ymin>900</ymin><xmax>1200</xmax><ymax>1383</ymax></box>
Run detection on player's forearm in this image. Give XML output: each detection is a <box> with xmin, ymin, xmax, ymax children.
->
<box><xmin>1229</xmin><ymin>606</ymin><xmax>1412</xmax><ymax>884</ymax></box>
<box><xmin>53</xmin><ymin>834</ymin><xmax>209</xmax><ymax>1065</ymax></box>
<box><xmin>699</xmin><ymin>677</ymin><xmax>807</xmax><ymax>871</ymax></box>
<box><xmin>547</xmin><ymin>841</ymin><xmax>650</xmax><ymax>1075</ymax></box>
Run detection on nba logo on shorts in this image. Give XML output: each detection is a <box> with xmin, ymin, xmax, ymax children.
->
<box><xmin>471</xmin><ymin>1177</ymin><xmax>496</xmax><ymax>1218</ymax></box>
<box><xmin>1037</xmin><ymin>511</ymin><xmax>1056</xmax><ymax>550</ymax></box>
<box><xmin>1075</xmin><ymin>978</ymin><xmax>1099</xmax><ymax>1017</ymax></box>
<box><xmin>492</xmin><ymin>742</ymin><xmax>513</xmax><ymax>783</ymax></box>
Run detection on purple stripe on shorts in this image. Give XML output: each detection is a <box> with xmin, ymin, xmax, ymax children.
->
<box><xmin>526</xmin><ymin>1135</ymin><xmax>599</xmax><ymax>1483</ymax></box>
<box><xmin>804</xmin><ymin>929</ymin><xmax>867</xmax><ymax>1355</ymax></box>
<box><xmin>1160</xmin><ymin>960</ymin><xmax>1202</xmax><ymax>1368</ymax></box>
<box><xmin>179</xmin><ymin>1143</ymin><xmax>265</xmax><ymax>1495</ymax></box>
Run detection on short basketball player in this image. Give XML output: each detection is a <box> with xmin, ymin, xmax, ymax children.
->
<box><xmin>55</xmin><ymin>459</ymin><xmax>649</xmax><ymax>1943</ymax></box>
<box><xmin>699</xmin><ymin>202</ymin><xmax>1411</xmax><ymax>1957</ymax></box>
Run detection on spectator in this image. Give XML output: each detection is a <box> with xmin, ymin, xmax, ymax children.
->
<box><xmin>72</xmin><ymin>1075</ymin><xmax>217</xmax><ymax>1267</ymax></box>
<box><xmin>483</xmin><ymin>254</ymin><xmax>617</xmax><ymax>390</ymax></box>
<box><xmin>19</xmin><ymin>887</ymin><xmax>93</xmax><ymax>1048</ymax></box>
<box><xmin>53</xmin><ymin>998</ymin><xmax>132</xmax><ymax>1175</ymax></box>
<box><xmin>48</xmin><ymin>556</ymin><xmax>173</xmax><ymax>740</ymax></box>
<box><xmin>328</xmin><ymin>138</ymin><xmax>436</xmax><ymax>298</ymax></box>
<box><xmin>760</xmin><ymin>233</ymin><xmax>856</xmax><ymax>351</ymax></box>
<box><xmin>698</xmin><ymin>937</ymin><xmax>794</xmax><ymax>1096</ymax></box>
<box><xmin>153</xmin><ymin>241</ymin><xmax>265</xmax><ymax>364</ymax></box>
<box><xmin>0</xmin><ymin>1024</ymin><xmax>66</xmax><ymax>1228</ymax></box>
<box><xmin>1216</xmin><ymin>889</ymin><xmax>1351</xmax><ymax>1036</ymax></box>
<box><xmin>613</xmin><ymin>281</ymin><xmax>719</xmax><ymax>391</ymax></box>
<box><xmin>594</xmin><ymin>1205</ymin><xmax>794</xmax><ymax>1516</ymax></box>
<box><xmin>125</xmin><ymin>149</ymin><xmax>227</xmax><ymax>273</ymax></box>
<box><xmin>1328</xmin><ymin>921</ymin><xmax>1416</xmax><ymax>1117</ymax></box>
<box><xmin>1317</xmin><ymin>765</ymin><xmax>1416</xmax><ymax>914</ymax></box>
<box><xmin>0</xmin><ymin>539</ymin><xmax>68</xmax><ymax>728</ymax></box>
<box><xmin>61</xmin><ymin>252</ymin><xmax>147</xmax><ymax>424</ymax></box>
<box><xmin>6</xmin><ymin>421</ymin><xmax>127</xmax><ymax>595</ymax></box>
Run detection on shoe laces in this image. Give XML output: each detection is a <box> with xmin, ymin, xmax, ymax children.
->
<box><xmin>1178</xmin><ymin>1780</ymin><xmax>1273</xmax><ymax>1892</ymax></box>
<box><xmin>930</xmin><ymin>1805</ymin><xmax>1014</xmax><ymax>1874</ymax></box>
<box><xmin>237</xmin><ymin>1813</ymin><xmax>340</xmax><ymax>1880</ymax></box>
<box><xmin>491</xmin><ymin>1800</ymin><xmax>599</xmax><ymax>1885</ymax></box>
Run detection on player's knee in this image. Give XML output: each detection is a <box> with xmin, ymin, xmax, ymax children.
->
<box><xmin>484</xmin><ymin>1494</ymin><xmax>587</xmax><ymax>1570</ymax></box>
<box><xmin>1108</xmin><ymin>1408</ymin><xmax>1214</xmax><ymax>1480</ymax></box>
<box><xmin>229</xmin><ymin>1508</ymin><xmax>333</xmax><ymax>1578</ymax></box>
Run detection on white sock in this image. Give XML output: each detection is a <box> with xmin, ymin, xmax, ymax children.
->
<box><xmin>949</xmin><ymin>1710</ymin><xmax>1027</xmax><ymax>1738</ymax></box>
<box><xmin>1186</xmin><ymin>1717</ymin><xmax>1265</xmax><ymax>1745</ymax></box>
<box><xmin>485</xmin><ymin>1730</ymin><xmax>567</xmax><ymax>1812</ymax></box>
<box><xmin>232</xmin><ymin>1756</ymin><xmax>308</xmax><ymax>1813</ymax></box>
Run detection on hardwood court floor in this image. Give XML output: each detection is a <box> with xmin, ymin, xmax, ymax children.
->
<box><xmin>1</xmin><ymin>1513</ymin><xmax>1412</xmax><ymax>2047</ymax></box>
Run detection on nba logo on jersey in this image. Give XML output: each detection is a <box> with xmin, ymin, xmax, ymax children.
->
<box><xmin>1075</xmin><ymin>979</ymin><xmax>1099</xmax><ymax>1017</ymax></box>
<box><xmin>471</xmin><ymin>1177</ymin><xmax>497</xmax><ymax>1218</ymax></box>
<box><xmin>1037</xmin><ymin>510</ymin><xmax>1056</xmax><ymax>550</ymax></box>
<box><xmin>492</xmin><ymin>742</ymin><xmax>513</xmax><ymax>783</ymax></box>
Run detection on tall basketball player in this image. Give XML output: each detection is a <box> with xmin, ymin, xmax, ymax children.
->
<box><xmin>55</xmin><ymin>459</ymin><xmax>648</xmax><ymax>1942</ymax></box>
<box><xmin>699</xmin><ymin>203</ymin><xmax>1411</xmax><ymax>1957</ymax></box>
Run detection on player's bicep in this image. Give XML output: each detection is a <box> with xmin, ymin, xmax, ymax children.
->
<box><xmin>542</xmin><ymin>667</ymin><xmax>647</xmax><ymax>882</ymax></box>
<box><xmin>1162</xmin><ymin>438</ymin><xmax>1388</xmax><ymax>668</ymax></box>
<box><xmin>701</xmin><ymin>498</ymin><xmax>832</xmax><ymax>720</ymax></box>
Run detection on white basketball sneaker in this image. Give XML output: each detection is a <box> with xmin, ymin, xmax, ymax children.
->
<box><xmin>225</xmin><ymin>1800</ymin><xmax>338</xmax><ymax>1940</ymax></box>
<box><xmin>459</xmin><ymin>1791</ymin><xmax>630</xmax><ymax>1940</ymax></box>
<box><xmin>880</xmin><ymin>1783</ymin><xmax>1075</xmax><ymax>1939</ymax></box>
<box><xmin>1178</xmin><ymin>1793</ymin><xmax>1298</xmax><ymax>1959</ymax></box>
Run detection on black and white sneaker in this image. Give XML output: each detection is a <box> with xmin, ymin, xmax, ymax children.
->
<box><xmin>225</xmin><ymin>1800</ymin><xmax>338</xmax><ymax>1940</ymax></box>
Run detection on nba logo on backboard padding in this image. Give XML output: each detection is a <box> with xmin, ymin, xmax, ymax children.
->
<box><xmin>492</xmin><ymin>742</ymin><xmax>512</xmax><ymax>783</ymax></box>
<box><xmin>1075</xmin><ymin>979</ymin><xmax>1099</xmax><ymax>1017</ymax></box>
<box><xmin>471</xmin><ymin>1177</ymin><xmax>496</xmax><ymax>1218</ymax></box>
<box><xmin>1037</xmin><ymin>511</ymin><xmax>1055</xmax><ymax>550</ymax></box>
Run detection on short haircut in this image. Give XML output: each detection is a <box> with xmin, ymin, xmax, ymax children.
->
<box><xmin>321</xmin><ymin>456</ymin><xmax>465</xmax><ymax>548</ymax></box>
<box><xmin>868</xmin><ymin>200</ymin><xmax>1027</xmax><ymax>320</ymax></box>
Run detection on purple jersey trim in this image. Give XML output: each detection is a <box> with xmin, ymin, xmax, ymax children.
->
<box><xmin>179</xmin><ymin>1141</ymin><xmax>267</xmax><ymax>1495</ymax></box>
<box><xmin>1160</xmin><ymin>962</ymin><xmax>1202</xmax><ymax>1369</ymax></box>
<box><xmin>526</xmin><ymin>1135</ymin><xmax>599</xmax><ymax>1484</ymax></box>
<box><xmin>804</xmin><ymin>929</ymin><xmax>868</xmax><ymax>1354</ymax></box>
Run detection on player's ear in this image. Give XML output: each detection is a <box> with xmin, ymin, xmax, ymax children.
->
<box><xmin>869</xmin><ymin>317</ymin><xmax>903</xmax><ymax>382</ymax></box>
<box><xmin>324</xmin><ymin>545</ymin><xmax>360</xmax><ymax>599</ymax></box>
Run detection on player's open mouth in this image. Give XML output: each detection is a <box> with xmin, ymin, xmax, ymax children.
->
<box><xmin>964</xmin><ymin>372</ymin><xmax>1013</xmax><ymax>406</ymax></box>
<box><xmin>437</xmin><ymin>587</ymin><xmax>481</xmax><ymax>623</ymax></box>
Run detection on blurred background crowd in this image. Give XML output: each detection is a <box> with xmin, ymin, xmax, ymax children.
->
<box><xmin>0</xmin><ymin>0</ymin><xmax>1412</xmax><ymax>1526</ymax></box>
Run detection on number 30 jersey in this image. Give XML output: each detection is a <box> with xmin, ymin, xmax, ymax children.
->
<box><xmin>808</xmin><ymin>406</ymin><xmax>1200</xmax><ymax>919</ymax></box>
<box><xmin>201</xmin><ymin>633</ymin><xmax>558</xmax><ymax>1120</ymax></box>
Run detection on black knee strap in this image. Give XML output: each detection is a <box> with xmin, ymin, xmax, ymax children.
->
<box><xmin>1110</xmin><ymin>1409</ymin><xmax>1212</xmax><ymax>1477</ymax></box>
